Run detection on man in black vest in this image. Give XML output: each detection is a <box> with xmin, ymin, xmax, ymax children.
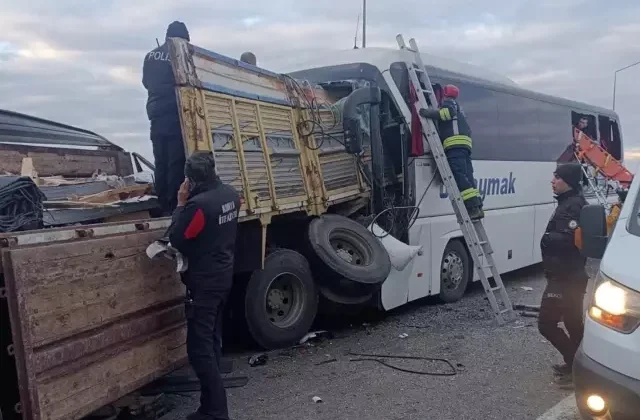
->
<box><xmin>142</xmin><ymin>21</ymin><xmax>190</xmax><ymax>216</ymax></box>
<box><xmin>538</xmin><ymin>162</ymin><xmax>588</xmax><ymax>388</ymax></box>
<box><xmin>169</xmin><ymin>151</ymin><xmax>241</xmax><ymax>420</ymax></box>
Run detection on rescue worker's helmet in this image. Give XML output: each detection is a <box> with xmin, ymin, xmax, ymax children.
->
<box><xmin>443</xmin><ymin>84</ymin><xmax>460</xmax><ymax>99</ymax></box>
<box><xmin>185</xmin><ymin>151</ymin><xmax>216</xmax><ymax>184</ymax></box>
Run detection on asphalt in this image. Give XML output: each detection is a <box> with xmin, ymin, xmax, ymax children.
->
<box><xmin>160</xmin><ymin>262</ymin><xmax>599</xmax><ymax>420</ymax></box>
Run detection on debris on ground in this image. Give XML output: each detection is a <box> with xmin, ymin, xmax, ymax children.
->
<box><xmin>248</xmin><ymin>353</ymin><xmax>268</xmax><ymax>367</ymax></box>
<box><xmin>312</xmin><ymin>396</ymin><xmax>323</xmax><ymax>403</ymax></box>
<box><xmin>299</xmin><ymin>330</ymin><xmax>333</xmax><ymax>345</ymax></box>
<box><xmin>316</xmin><ymin>357</ymin><xmax>338</xmax><ymax>366</ymax></box>
<box><xmin>514</xmin><ymin>304</ymin><xmax>541</xmax><ymax>312</ymax></box>
<box><xmin>398</xmin><ymin>333</ymin><xmax>409</xmax><ymax>339</ymax></box>
<box><xmin>520</xmin><ymin>286</ymin><xmax>534</xmax><ymax>291</ymax></box>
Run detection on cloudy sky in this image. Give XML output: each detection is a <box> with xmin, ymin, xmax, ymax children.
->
<box><xmin>1</xmin><ymin>0</ymin><xmax>639</xmax><ymax>171</ymax></box>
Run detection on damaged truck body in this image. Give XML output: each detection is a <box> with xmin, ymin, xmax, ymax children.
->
<box><xmin>0</xmin><ymin>36</ymin><xmax>624</xmax><ymax>420</ymax></box>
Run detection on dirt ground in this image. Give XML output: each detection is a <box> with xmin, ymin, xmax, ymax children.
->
<box><xmin>160</xmin><ymin>263</ymin><xmax>596</xmax><ymax>420</ymax></box>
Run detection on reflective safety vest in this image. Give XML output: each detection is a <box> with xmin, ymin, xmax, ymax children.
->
<box><xmin>434</xmin><ymin>98</ymin><xmax>472</xmax><ymax>151</ymax></box>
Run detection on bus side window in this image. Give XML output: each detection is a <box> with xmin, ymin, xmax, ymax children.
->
<box><xmin>598</xmin><ymin>115</ymin><xmax>612</xmax><ymax>153</ymax></box>
<box><xmin>610</xmin><ymin>120</ymin><xmax>623</xmax><ymax>160</ymax></box>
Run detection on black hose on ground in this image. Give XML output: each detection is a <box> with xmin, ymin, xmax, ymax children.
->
<box><xmin>347</xmin><ymin>351</ymin><xmax>457</xmax><ymax>376</ymax></box>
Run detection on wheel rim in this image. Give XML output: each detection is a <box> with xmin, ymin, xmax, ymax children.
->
<box><xmin>441</xmin><ymin>251</ymin><xmax>464</xmax><ymax>290</ymax></box>
<box><xmin>329</xmin><ymin>228</ymin><xmax>373</xmax><ymax>267</ymax></box>
<box><xmin>265</xmin><ymin>272</ymin><xmax>305</xmax><ymax>328</ymax></box>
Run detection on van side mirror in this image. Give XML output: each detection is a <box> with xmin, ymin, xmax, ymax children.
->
<box><xmin>580</xmin><ymin>204</ymin><xmax>608</xmax><ymax>258</ymax></box>
<box><xmin>341</xmin><ymin>87</ymin><xmax>381</xmax><ymax>154</ymax></box>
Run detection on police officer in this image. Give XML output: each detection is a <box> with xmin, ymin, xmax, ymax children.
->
<box><xmin>168</xmin><ymin>151</ymin><xmax>241</xmax><ymax>420</ymax></box>
<box><xmin>538</xmin><ymin>162</ymin><xmax>588</xmax><ymax>388</ymax></box>
<box><xmin>419</xmin><ymin>84</ymin><xmax>483</xmax><ymax>219</ymax></box>
<box><xmin>142</xmin><ymin>21</ymin><xmax>190</xmax><ymax>216</ymax></box>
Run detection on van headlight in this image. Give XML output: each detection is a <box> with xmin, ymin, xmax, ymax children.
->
<box><xmin>589</xmin><ymin>272</ymin><xmax>640</xmax><ymax>334</ymax></box>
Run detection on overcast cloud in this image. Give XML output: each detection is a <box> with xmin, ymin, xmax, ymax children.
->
<box><xmin>1</xmin><ymin>0</ymin><xmax>639</xmax><ymax>170</ymax></box>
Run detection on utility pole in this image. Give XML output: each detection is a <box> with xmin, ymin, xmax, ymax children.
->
<box><xmin>362</xmin><ymin>0</ymin><xmax>367</xmax><ymax>48</ymax></box>
<box><xmin>613</xmin><ymin>60</ymin><xmax>640</xmax><ymax>111</ymax></box>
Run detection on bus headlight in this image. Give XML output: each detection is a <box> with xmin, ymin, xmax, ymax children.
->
<box><xmin>589</xmin><ymin>273</ymin><xmax>640</xmax><ymax>334</ymax></box>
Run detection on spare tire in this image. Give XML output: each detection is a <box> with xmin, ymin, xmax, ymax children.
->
<box><xmin>307</xmin><ymin>214</ymin><xmax>391</xmax><ymax>286</ymax></box>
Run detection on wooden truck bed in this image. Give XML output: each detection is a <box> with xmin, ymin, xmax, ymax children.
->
<box><xmin>1</xmin><ymin>219</ymin><xmax>181</xmax><ymax>420</ymax></box>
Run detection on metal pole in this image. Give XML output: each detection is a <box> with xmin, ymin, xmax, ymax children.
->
<box><xmin>362</xmin><ymin>0</ymin><xmax>367</xmax><ymax>48</ymax></box>
<box><xmin>612</xmin><ymin>72</ymin><xmax>617</xmax><ymax>111</ymax></box>
<box><xmin>612</xmin><ymin>60</ymin><xmax>640</xmax><ymax>111</ymax></box>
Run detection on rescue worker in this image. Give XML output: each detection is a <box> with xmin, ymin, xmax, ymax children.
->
<box><xmin>142</xmin><ymin>21</ymin><xmax>190</xmax><ymax>216</ymax></box>
<box><xmin>239</xmin><ymin>51</ymin><xmax>257</xmax><ymax>66</ymax></box>
<box><xmin>538</xmin><ymin>162</ymin><xmax>588</xmax><ymax>388</ymax></box>
<box><xmin>168</xmin><ymin>151</ymin><xmax>241</xmax><ymax>420</ymax></box>
<box><xmin>419</xmin><ymin>84</ymin><xmax>483</xmax><ymax>219</ymax></box>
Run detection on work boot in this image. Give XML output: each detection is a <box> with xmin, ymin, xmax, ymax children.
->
<box><xmin>467</xmin><ymin>206</ymin><xmax>484</xmax><ymax>220</ymax></box>
<box><xmin>553</xmin><ymin>363</ymin><xmax>571</xmax><ymax>376</ymax></box>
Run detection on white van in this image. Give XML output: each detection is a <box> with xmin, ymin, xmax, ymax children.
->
<box><xmin>574</xmin><ymin>172</ymin><xmax>640</xmax><ymax>419</ymax></box>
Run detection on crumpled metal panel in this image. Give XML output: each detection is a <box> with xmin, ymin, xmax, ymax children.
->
<box><xmin>0</xmin><ymin>109</ymin><xmax>119</xmax><ymax>150</ymax></box>
<box><xmin>1</xmin><ymin>226</ymin><xmax>186</xmax><ymax>420</ymax></box>
<box><xmin>42</xmin><ymin>199</ymin><xmax>159</xmax><ymax>227</ymax></box>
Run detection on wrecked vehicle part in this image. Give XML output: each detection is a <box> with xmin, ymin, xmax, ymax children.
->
<box><xmin>307</xmin><ymin>214</ymin><xmax>391</xmax><ymax>287</ymax></box>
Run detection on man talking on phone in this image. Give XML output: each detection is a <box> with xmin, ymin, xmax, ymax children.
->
<box><xmin>168</xmin><ymin>151</ymin><xmax>241</xmax><ymax>420</ymax></box>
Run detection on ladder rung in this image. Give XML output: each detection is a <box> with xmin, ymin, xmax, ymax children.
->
<box><xmin>490</xmin><ymin>286</ymin><xmax>502</xmax><ymax>292</ymax></box>
<box><xmin>500</xmin><ymin>308</ymin><xmax>513</xmax><ymax>314</ymax></box>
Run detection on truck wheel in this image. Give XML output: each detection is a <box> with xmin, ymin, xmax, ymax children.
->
<box><xmin>439</xmin><ymin>240</ymin><xmax>471</xmax><ymax>303</ymax></box>
<box><xmin>307</xmin><ymin>214</ymin><xmax>391</xmax><ymax>286</ymax></box>
<box><xmin>244</xmin><ymin>249</ymin><xmax>318</xmax><ymax>349</ymax></box>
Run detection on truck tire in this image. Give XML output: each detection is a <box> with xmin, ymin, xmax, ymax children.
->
<box><xmin>439</xmin><ymin>240</ymin><xmax>471</xmax><ymax>303</ymax></box>
<box><xmin>244</xmin><ymin>249</ymin><xmax>318</xmax><ymax>349</ymax></box>
<box><xmin>307</xmin><ymin>214</ymin><xmax>391</xmax><ymax>286</ymax></box>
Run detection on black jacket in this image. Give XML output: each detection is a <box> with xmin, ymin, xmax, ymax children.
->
<box><xmin>420</xmin><ymin>98</ymin><xmax>472</xmax><ymax>151</ymax></box>
<box><xmin>540</xmin><ymin>188</ymin><xmax>588</xmax><ymax>280</ymax></box>
<box><xmin>169</xmin><ymin>178</ymin><xmax>241</xmax><ymax>293</ymax></box>
<box><xmin>142</xmin><ymin>42</ymin><xmax>179</xmax><ymax>122</ymax></box>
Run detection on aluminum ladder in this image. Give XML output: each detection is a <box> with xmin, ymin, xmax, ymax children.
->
<box><xmin>396</xmin><ymin>34</ymin><xmax>515</xmax><ymax>324</ymax></box>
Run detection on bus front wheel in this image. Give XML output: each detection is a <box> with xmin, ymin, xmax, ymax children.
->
<box><xmin>439</xmin><ymin>240</ymin><xmax>471</xmax><ymax>303</ymax></box>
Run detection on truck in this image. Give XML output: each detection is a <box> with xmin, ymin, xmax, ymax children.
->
<box><xmin>0</xmin><ymin>35</ymin><xmax>628</xmax><ymax>420</ymax></box>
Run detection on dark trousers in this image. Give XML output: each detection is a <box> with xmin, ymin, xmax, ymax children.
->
<box><xmin>446</xmin><ymin>148</ymin><xmax>482</xmax><ymax>209</ymax></box>
<box><xmin>150</xmin><ymin>117</ymin><xmax>186</xmax><ymax>216</ymax></box>
<box><xmin>538</xmin><ymin>279</ymin><xmax>587</xmax><ymax>367</ymax></box>
<box><xmin>186</xmin><ymin>291</ymin><xmax>229</xmax><ymax>420</ymax></box>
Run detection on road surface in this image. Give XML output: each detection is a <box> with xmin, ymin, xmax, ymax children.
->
<box><xmin>161</xmin><ymin>263</ymin><xmax>595</xmax><ymax>420</ymax></box>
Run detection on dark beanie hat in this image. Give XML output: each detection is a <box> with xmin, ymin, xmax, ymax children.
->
<box><xmin>555</xmin><ymin>163</ymin><xmax>583</xmax><ymax>190</ymax></box>
<box><xmin>185</xmin><ymin>151</ymin><xmax>216</xmax><ymax>184</ymax></box>
<box><xmin>166</xmin><ymin>21</ymin><xmax>190</xmax><ymax>41</ymax></box>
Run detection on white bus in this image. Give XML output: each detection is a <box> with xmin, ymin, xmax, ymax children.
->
<box><xmin>284</xmin><ymin>47</ymin><xmax>625</xmax><ymax>310</ymax></box>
